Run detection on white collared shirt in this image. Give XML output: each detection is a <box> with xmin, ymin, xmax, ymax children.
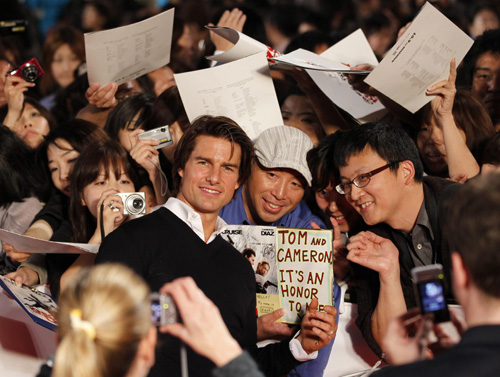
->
<box><xmin>163</xmin><ymin>197</ymin><xmax>227</xmax><ymax>244</ymax></box>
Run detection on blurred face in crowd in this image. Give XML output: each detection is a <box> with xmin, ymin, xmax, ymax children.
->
<box><xmin>14</xmin><ymin>103</ymin><xmax>50</xmax><ymax>149</ymax></box>
<box><xmin>47</xmin><ymin>138</ymin><xmax>80</xmax><ymax>196</ymax></box>
<box><xmin>470</xmin><ymin>9</ymin><xmax>500</xmax><ymax>38</ymax></box>
<box><xmin>147</xmin><ymin>66</ymin><xmax>176</xmax><ymax>96</ymax></box>
<box><xmin>243</xmin><ymin>163</ymin><xmax>306</xmax><ymax>225</ymax></box>
<box><xmin>81</xmin><ymin>166</ymin><xmax>135</xmax><ymax>218</ymax></box>
<box><xmin>417</xmin><ymin>116</ymin><xmax>467</xmax><ymax>176</ymax></box>
<box><xmin>51</xmin><ymin>44</ymin><xmax>82</xmax><ymax>88</ymax></box>
<box><xmin>315</xmin><ymin>183</ymin><xmax>362</xmax><ymax>233</ymax></box>
<box><xmin>281</xmin><ymin>95</ymin><xmax>323</xmax><ymax>146</ymax></box>
<box><xmin>339</xmin><ymin>146</ymin><xmax>407</xmax><ymax>228</ymax></box>
<box><xmin>472</xmin><ymin>52</ymin><xmax>500</xmax><ymax>121</ymax></box>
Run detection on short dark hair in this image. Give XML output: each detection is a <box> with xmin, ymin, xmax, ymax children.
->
<box><xmin>331</xmin><ymin>122</ymin><xmax>424</xmax><ymax>182</ymax></box>
<box><xmin>446</xmin><ymin>173</ymin><xmax>500</xmax><ymax>298</ymax></box>
<box><xmin>307</xmin><ymin>133</ymin><xmax>341</xmax><ymax>192</ymax></box>
<box><xmin>242</xmin><ymin>248</ymin><xmax>256</xmax><ymax>258</ymax></box>
<box><xmin>459</xmin><ymin>28</ymin><xmax>500</xmax><ymax>88</ymax></box>
<box><xmin>172</xmin><ymin>115</ymin><xmax>254</xmax><ymax>195</ymax></box>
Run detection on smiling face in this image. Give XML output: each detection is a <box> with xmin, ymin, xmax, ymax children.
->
<box><xmin>81</xmin><ymin>166</ymin><xmax>135</xmax><ymax>218</ymax></box>
<box><xmin>177</xmin><ymin>135</ymin><xmax>241</xmax><ymax>222</ymax></box>
<box><xmin>51</xmin><ymin>44</ymin><xmax>82</xmax><ymax>88</ymax></box>
<box><xmin>416</xmin><ymin>117</ymin><xmax>467</xmax><ymax>177</ymax></box>
<box><xmin>339</xmin><ymin>146</ymin><xmax>407</xmax><ymax>228</ymax></box>
<box><xmin>243</xmin><ymin>163</ymin><xmax>305</xmax><ymax>225</ymax></box>
<box><xmin>315</xmin><ymin>184</ymin><xmax>361</xmax><ymax>233</ymax></box>
<box><xmin>47</xmin><ymin>139</ymin><xmax>80</xmax><ymax>196</ymax></box>
<box><xmin>281</xmin><ymin>95</ymin><xmax>323</xmax><ymax>146</ymax></box>
<box><xmin>14</xmin><ymin>103</ymin><xmax>50</xmax><ymax>149</ymax></box>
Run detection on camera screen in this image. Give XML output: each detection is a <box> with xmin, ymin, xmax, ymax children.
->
<box><xmin>418</xmin><ymin>279</ymin><xmax>446</xmax><ymax>313</ymax></box>
<box><xmin>151</xmin><ymin>298</ymin><xmax>162</xmax><ymax>325</ymax></box>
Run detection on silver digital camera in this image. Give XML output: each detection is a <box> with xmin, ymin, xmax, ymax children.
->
<box><xmin>138</xmin><ymin>125</ymin><xmax>173</xmax><ymax>149</ymax></box>
<box><xmin>116</xmin><ymin>192</ymin><xmax>146</xmax><ymax>216</ymax></box>
<box><xmin>150</xmin><ymin>293</ymin><xmax>179</xmax><ymax>326</ymax></box>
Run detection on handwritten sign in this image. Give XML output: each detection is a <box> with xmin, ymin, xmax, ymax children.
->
<box><xmin>277</xmin><ymin>228</ymin><xmax>333</xmax><ymax>323</ymax></box>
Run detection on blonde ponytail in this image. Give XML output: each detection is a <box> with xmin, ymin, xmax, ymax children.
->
<box><xmin>53</xmin><ymin>264</ymin><xmax>151</xmax><ymax>377</ymax></box>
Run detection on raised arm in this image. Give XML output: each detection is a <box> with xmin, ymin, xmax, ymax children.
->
<box><xmin>347</xmin><ymin>231</ymin><xmax>407</xmax><ymax>348</ymax></box>
<box><xmin>426</xmin><ymin>59</ymin><xmax>480</xmax><ymax>180</ymax></box>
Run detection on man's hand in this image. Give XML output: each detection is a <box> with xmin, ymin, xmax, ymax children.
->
<box><xmin>257</xmin><ymin>308</ymin><xmax>295</xmax><ymax>341</ymax></box>
<box><xmin>346</xmin><ymin>231</ymin><xmax>400</xmax><ymax>277</ymax></box>
<box><xmin>4</xmin><ymin>266</ymin><xmax>40</xmax><ymax>286</ymax></box>
<box><xmin>296</xmin><ymin>298</ymin><xmax>337</xmax><ymax>354</ymax></box>
<box><xmin>382</xmin><ymin>308</ymin><xmax>433</xmax><ymax>365</ymax></box>
<box><xmin>3</xmin><ymin>243</ymin><xmax>30</xmax><ymax>263</ymax></box>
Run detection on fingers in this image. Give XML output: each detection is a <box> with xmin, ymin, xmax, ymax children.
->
<box><xmin>86</xmin><ymin>82</ymin><xmax>118</xmax><ymax>108</ymax></box>
<box><xmin>4</xmin><ymin>244</ymin><xmax>31</xmax><ymax>263</ymax></box>
<box><xmin>310</xmin><ymin>221</ymin><xmax>321</xmax><ymax>230</ymax></box>
<box><xmin>448</xmin><ymin>58</ymin><xmax>457</xmax><ymax>84</ymax></box>
<box><xmin>329</xmin><ymin>216</ymin><xmax>342</xmax><ymax>243</ymax></box>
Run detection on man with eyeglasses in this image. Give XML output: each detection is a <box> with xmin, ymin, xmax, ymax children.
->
<box><xmin>329</xmin><ymin>122</ymin><xmax>460</xmax><ymax>357</ymax></box>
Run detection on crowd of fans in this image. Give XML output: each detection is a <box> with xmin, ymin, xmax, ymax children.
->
<box><xmin>1</xmin><ymin>0</ymin><xmax>500</xmax><ymax>376</ymax></box>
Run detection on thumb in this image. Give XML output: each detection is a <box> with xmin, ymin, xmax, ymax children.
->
<box><xmin>308</xmin><ymin>297</ymin><xmax>319</xmax><ymax>312</ymax></box>
<box><xmin>310</xmin><ymin>221</ymin><xmax>321</xmax><ymax>230</ymax></box>
<box><xmin>15</xmin><ymin>275</ymin><xmax>24</xmax><ymax>286</ymax></box>
<box><xmin>270</xmin><ymin>308</ymin><xmax>286</xmax><ymax>320</ymax></box>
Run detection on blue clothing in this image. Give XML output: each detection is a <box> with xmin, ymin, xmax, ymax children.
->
<box><xmin>220</xmin><ymin>186</ymin><xmax>340</xmax><ymax>377</ymax></box>
<box><xmin>220</xmin><ymin>187</ymin><xmax>327</xmax><ymax>229</ymax></box>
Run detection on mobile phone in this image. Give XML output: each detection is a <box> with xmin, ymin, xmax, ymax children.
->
<box><xmin>150</xmin><ymin>293</ymin><xmax>178</xmax><ymax>326</ymax></box>
<box><xmin>411</xmin><ymin>264</ymin><xmax>450</xmax><ymax>323</ymax></box>
<box><xmin>138</xmin><ymin>126</ymin><xmax>173</xmax><ymax>149</ymax></box>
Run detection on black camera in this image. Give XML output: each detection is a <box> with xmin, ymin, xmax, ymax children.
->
<box><xmin>150</xmin><ymin>293</ymin><xmax>179</xmax><ymax>326</ymax></box>
<box><xmin>9</xmin><ymin>57</ymin><xmax>44</xmax><ymax>83</ymax></box>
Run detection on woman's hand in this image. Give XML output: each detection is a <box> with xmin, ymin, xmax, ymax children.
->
<box><xmin>85</xmin><ymin>82</ymin><xmax>118</xmax><ymax>108</ymax></box>
<box><xmin>129</xmin><ymin>129</ymin><xmax>161</xmax><ymax>178</ymax></box>
<box><xmin>209</xmin><ymin>8</ymin><xmax>247</xmax><ymax>52</ymax></box>
<box><xmin>94</xmin><ymin>190</ymin><xmax>127</xmax><ymax>243</ymax></box>
<box><xmin>1</xmin><ymin>66</ymin><xmax>35</xmax><ymax>130</ymax></box>
<box><xmin>427</xmin><ymin>58</ymin><xmax>456</xmax><ymax>125</ymax></box>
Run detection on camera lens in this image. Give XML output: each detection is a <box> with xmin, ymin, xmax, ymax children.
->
<box><xmin>22</xmin><ymin>65</ymin><xmax>39</xmax><ymax>82</ymax></box>
<box><xmin>132</xmin><ymin>198</ymin><xmax>143</xmax><ymax>210</ymax></box>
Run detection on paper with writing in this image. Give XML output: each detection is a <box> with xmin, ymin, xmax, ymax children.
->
<box><xmin>175</xmin><ymin>53</ymin><xmax>282</xmax><ymax>140</ymax></box>
<box><xmin>0</xmin><ymin>229</ymin><xmax>99</xmax><ymax>254</ymax></box>
<box><xmin>364</xmin><ymin>2</ymin><xmax>473</xmax><ymax>113</ymax></box>
<box><xmin>85</xmin><ymin>8</ymin><xmax>174</xmax><ymax>86</ymax></box>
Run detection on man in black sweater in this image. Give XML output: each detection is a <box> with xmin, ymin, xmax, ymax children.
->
<box><xmin>96</xmin><ymin>116</ymin><xmax>337</xmax><ymax>377</ymax></box>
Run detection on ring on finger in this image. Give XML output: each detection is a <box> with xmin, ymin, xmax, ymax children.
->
<box><xmin>328</xmin><ymin>330</ymin><xmax>335</xmax><ymax>336</ymax></box>
<box><xmin>108</xmin><ymin>203</ymin><xmax>115</xmax><ymax>210</ymax></box>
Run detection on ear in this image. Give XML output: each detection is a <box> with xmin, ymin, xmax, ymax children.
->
<box><xmin>80</xmin><ymin>194</ymin><xmax>87</xmax><ymax>207</ymax></box>
<box><xmin>451</xmin><ymin>252</ymin><xmax>469</xmax><ymax>293</ymax></box>
<box><xmin>178</xmin><ymin>168</ymin><xmax>184</xmax><ymax>179</ymax></box>
<box><xmin>137</xmin><ymin>327</ymin><xmax>157</xmax><ymax>367</ymax></box>
<box><xmin>399</xmin><ymin>160</ymin><xmax>415</xmax><ymax>185</ymax></box>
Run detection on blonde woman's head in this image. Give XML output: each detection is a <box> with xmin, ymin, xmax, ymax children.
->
<box><xmin>53</xmin><ymin>263</ymin><xmax>153</xmax><ymax>377</ymax></box>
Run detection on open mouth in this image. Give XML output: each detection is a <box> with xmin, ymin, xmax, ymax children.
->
<box><xmin>359</xmin><ymin>201</ymin><xmax>373</xmax><ymax>211</ymax></box>
<box><xmin>200</xmin><ymin>187</ymin><xmax>221</xmax><ymax>195</ymax></box>
<box><xmin>263</xmin><ymin>199</ymin><xmax>283</xmax><ymax>214</ymax></box>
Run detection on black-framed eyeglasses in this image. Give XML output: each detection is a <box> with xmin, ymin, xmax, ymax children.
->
<box><xmin>335</xmin><ymin>162</ymin><xmax>399</xmax><ymax>195</ymax></box>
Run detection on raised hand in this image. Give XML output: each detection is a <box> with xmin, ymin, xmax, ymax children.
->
<box><xmin>296</xmin><ymin>297</ymin><xmax>337</xmax><ymax>354</ymax></box>
<box><xmin>85</xmin><ymin>82</ymin><xmax>118</xmax><ymax>108</ymax></box>
<box><xmin>346</xmin><ymin>231</ymin><xmax>399</xmax><ymax>276</ymax></box>
<box><xmin>257</xmin><ymin>308</ymin><xmax>295</xmax><ymax>341</ymax></box>
<box><xmin>426</xmin><ymin>58</ymin><xmax>456</xmax><ymax>124</ymax></box>
<box><xmin>209</xmin><ymin>8</ymin><xmax>247</xmax><ymax>52</ymax></box>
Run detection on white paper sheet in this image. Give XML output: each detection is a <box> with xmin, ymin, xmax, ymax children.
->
<box><xmin>0</xmin><ymin>229</ymin><xmax>99</xmax><ymax>254</ymax></box>
<box><xmin>364</xmin><ymin>2</ymin><xmax>474</xmax><ymax>113</ymax></box>
<box><xmin>206</xmin><ymin>26</ymin><xmax>274</xmax><ymax>63</ymax></box>
<box><xmin>272</xmin><ymin>48</ymin><xmax>370</xmax><ymax>73</ymax></box>
<box><xmin>85</xmin><ymin>8</ymin><xmax>174</xmax><ymax>86</ymax></box>
<box><xmin>174</xmin><ymin>53</ymin><xmax>282</xmax><ymax>140</ymax></box>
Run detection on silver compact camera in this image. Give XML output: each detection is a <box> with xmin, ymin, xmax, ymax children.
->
<box><xmin>150</xmin><ymin>293</ymin><xmax>179</xmax><ymax>326</ymax></box>
<box><xmin>138</xmin><ymin>125</ymin><xmax>173</xmax><ymax>149</ymax></box>
<box><xmin>116</xmin><ymin>192</ymin><xmax>146</xmax><ymax>216</ymax></box>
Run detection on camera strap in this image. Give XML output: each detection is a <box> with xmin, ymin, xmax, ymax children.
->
<box><xmin>100</xmin><ymin>203</ymin><xmax>106</xmax><ymax>241</ymax></box>
<box><xmin>181</xmin><ymin>342</ymin><xmax>189</xmax><ymax>377</ymax></box>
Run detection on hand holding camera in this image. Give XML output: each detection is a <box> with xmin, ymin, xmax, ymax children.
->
<box><xmin>158</xmin><ymin>277</ymin><xmax>243</xmax><ymax>367</ymax></box>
